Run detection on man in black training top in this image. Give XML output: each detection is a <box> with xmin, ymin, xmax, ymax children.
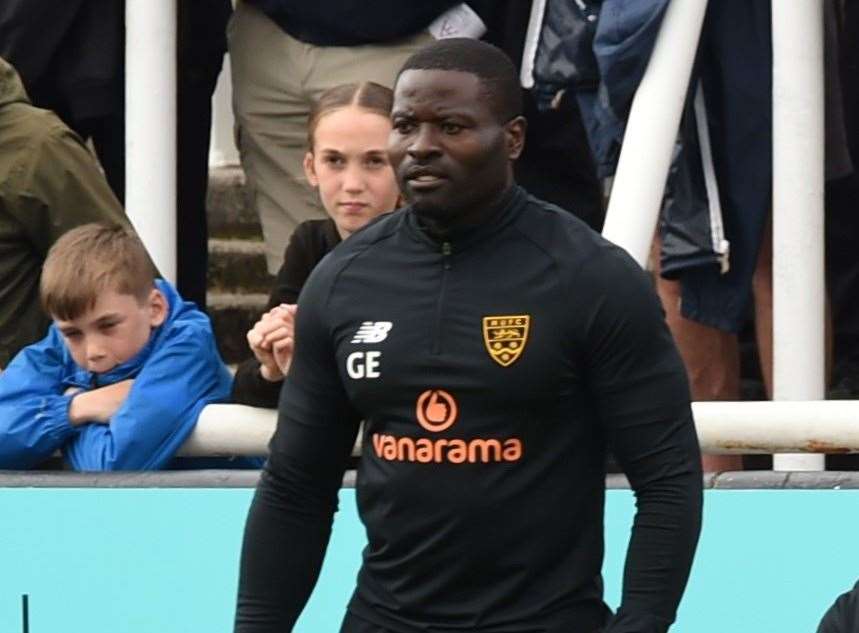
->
<box><xmin>235</xmin><ymin>38</ymin><xmax>703</xmax><ymax>633</ymax></box>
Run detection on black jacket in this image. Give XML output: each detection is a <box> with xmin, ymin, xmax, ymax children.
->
<box><xmin>232</xmin><ymin>219</ymin><xmax>341</xmax><ymax>407</ymax></box>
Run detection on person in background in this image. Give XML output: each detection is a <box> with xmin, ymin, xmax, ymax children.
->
<box><xmin>826</xmin><ymin>0</ymin><xmax>859</xmax><ymax>405</ymax></box>
<box><xmin>0</xmin><ymin>224</ymin><xmax>233</xmax><ymax>471</ymax></box>
<box><xmin>0</xmin><ymin>1</ymin><xmax>125</xmax><ymax>197</ymax></box>
<box><xmin>0</xmin><ymin>0</ymin><xmax>234</xmax><ymax>310</ymax></box>
<box><xmin>0</xmin><ymin>56</ymin><xmax>129</xmax><ymax>368</ymax></box>
<box><xmin>231</xmin><ymin>82</ymin><xmax>399</xmax><ymax>408</ymax></box>
<box><xmin>227</xmin><ymin>0</ymin><xmax>490</xmax><ymax>275</ymax></box>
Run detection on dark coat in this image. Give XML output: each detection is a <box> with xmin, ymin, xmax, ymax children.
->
<box><xmin>0</xmin><ymin>57</ymin><xmax>127</xmax><ymax>366</ymax></box>
<box><xmin>533</xmin><ymin>0</ymin><xmax>773</xmax><ymax>332</ymax></box>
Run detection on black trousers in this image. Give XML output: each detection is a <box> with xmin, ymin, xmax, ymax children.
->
<box><xmin>175</xmin><ymin>0</ymin><xmax>232</xmax><ymax>310</ymax></box>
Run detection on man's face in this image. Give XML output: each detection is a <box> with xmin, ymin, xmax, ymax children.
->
<box><xmin>54</xmin><ymin>288</ymin><xmax>166</xmax><ymax>374</ymax></box>
<box><xmin>387</xmin><ymin>69</ymin><xmax>525</xmax><ymax>225</ymax></box>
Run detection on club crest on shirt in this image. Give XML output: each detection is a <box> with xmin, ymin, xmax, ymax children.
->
<box><xmin>482</xmin><ymin>315</ymin><xmax>530</xmax><ymax>367</ymax></box>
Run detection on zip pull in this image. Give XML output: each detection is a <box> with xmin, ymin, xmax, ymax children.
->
<box><xmin>441</xmin><ymin>241</ymin><xmax>452</xmax><ymax>269</ymax></box>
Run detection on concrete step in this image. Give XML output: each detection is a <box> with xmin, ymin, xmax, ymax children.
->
<box><xmin>208</xmin><ymin>292</ymin><xmax>268</xmax><ymax>364</ymax></box>
<box><xmin>207</xmin><ymin>238</ymin><xmax>273</xmax><ymax>295</ymax></box>
<box><xmin>206</xmin><ymin>165</ymin><xmax>272</xmax><ymax>364</ymax></box>
<box><xmin>207</xmin><ymin>165</ymin><xmax>261</xmax><ymax>239</ymax></box>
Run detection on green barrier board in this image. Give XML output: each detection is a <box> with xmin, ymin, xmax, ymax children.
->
<box><xmin>0</xmin><ymin>489</ymin><xmax>856</xmax><ymax>632</ymax></box>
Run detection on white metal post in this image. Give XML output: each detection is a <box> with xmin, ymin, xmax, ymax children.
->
<box><xmin>771</xmin><ymin>2</ymin><xmax>826</xmax><ymax>472</ymax></box>
<box><xmin>601</xmin><ymin>0</ymin><xmax>708</xmax><ymax>266</ymax></box>
<box><xmin>209</xmin><ymin>54</ymin><xmax>240</xmax><ymax>167</ymax></box>
<box><xmin>125</xmin><ymin>0</ymin><xmax>178</xmax><ymax>282</ymax></box>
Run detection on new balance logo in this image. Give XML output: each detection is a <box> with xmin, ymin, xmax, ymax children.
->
<box><xmin>351</xmin><ymin>321</ymin><xmax>393</xmax><ymax>344</ymax></box>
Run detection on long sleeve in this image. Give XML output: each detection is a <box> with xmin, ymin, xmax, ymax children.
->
<box><xmin>232</xmin><ymin>219</ymin><xmax>339</xmax><ymax>407</ymax></box>
<box><xmin>579</xmin><ymin>248</ymin><xmax>703</xmax><ymax>633</ymax></box>
<box><xmin>62</xmin><ymin>322</ymin><xmax>232</xmax><ymax>471</ymax></box>
<box><xmin>231</xmin><ymin>359</ymin><xmax>284</xmax><ymax>408</ymax></box>
<box><xmin>235</xmin><ymin>266</ymin><xmax>360</xmax><ymax>632</ymax></box>
<box><xmin>0</xmin><ymin>330</ymin><xmax>79</xmax><ymax>468</ymax></box>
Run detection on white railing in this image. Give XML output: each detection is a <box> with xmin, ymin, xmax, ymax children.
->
<box><xmin>177</xmin><ymin>404</ymin><xmax>275</xmax><ymax>457</ymax></box>
<box><xmin>693</xmin><ymin>401</ymin><xmax>859</xmax><ymax>455</ymax></box>
<box><xmin>180</xmin><ymin>402</ymin><xmax>859</xmax><ymax>457</ymax></box>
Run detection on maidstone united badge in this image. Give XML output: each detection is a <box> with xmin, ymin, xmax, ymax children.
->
<box><xmin>482</xmin><ymin>315</ymin><xmax>530</xmax><ymax>367</ymax></box>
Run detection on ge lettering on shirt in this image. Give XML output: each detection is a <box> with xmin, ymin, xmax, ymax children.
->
<box><xmin>345</xmin><ymin>321</ymin><xmax>391</xmax><ymax>379</ymax></box>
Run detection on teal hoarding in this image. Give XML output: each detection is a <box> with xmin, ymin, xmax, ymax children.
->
<box><xmin>0</xmin><ymin>488</ymin><xmax>856</xmax><ymax>632</ymax></box>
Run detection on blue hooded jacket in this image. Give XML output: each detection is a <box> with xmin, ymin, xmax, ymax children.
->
<box><xmin>0</xmin><ymin>279</ymin><xmax>234</xmax><ymax>470</ymax></box>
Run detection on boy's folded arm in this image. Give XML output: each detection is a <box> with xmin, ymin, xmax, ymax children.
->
<box><xmin>67</xmin><ymin>380</ymin><xmax>134</xmax><ymax>425</ymax></box>
<box><xmin>0</xmin><ymin>335</ymin><xmax>80</xmax><ymax>469</ymax></box>
<box><xmin>63</xmin><ymin>326</ymin><xmax>232</xmax><ymax>471</ymax></box>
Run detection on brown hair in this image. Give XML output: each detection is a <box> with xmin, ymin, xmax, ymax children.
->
<box><xmin>41</xmin><ymin>223</ymin><xmax>156</xmax><ymax>320</ymax></box>
<box><xmin>306</xmin><ymin>82</ymin><xmax>394</xmax><ymax>150</ymax></box>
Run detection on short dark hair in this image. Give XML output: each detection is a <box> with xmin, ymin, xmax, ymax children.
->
<box><xmin>396</xmin><ymin>38</ymin><xmax>523</xmax><ymax>122</ymax></box>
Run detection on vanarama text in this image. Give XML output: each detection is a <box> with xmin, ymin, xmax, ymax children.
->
<box><xmin>372</xmin><ymin>433</ymin><xmax>522</xmax><ymax>463</ymax></box>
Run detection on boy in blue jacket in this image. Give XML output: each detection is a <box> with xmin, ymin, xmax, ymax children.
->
<box><xmin>0</xmin><ymin>223</ymin><xmax>234</xmax><ymax>470</ymax></box>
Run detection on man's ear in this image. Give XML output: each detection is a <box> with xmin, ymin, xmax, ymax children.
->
<box><xmin>504</xmin><ymin>115</ymin><xmax>527</xmax><ymax>161</ymax></box>
<box><xmin>147</xmin><ymin>288</ymin><xmax>168</xmax><ymax>328</ymax></box>
<box><xmin>303</xmin><ymin>152</ymin><xmax>319</xmax><ymax>186</ymax></box>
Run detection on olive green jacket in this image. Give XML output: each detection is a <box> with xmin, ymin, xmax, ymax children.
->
<box><xmin>0</xmin><ymin>57</ymin><xmax>128</xmax><ymax>367</ymax></box>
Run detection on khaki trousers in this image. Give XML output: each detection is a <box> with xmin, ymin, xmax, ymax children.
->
<box><xmin>228</xmin><ymin>1</ymin><xmax>433</xmax><ymax>272</ymax></box>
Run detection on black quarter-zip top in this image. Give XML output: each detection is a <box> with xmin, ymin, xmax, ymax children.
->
<box><xmin>236</xmin><ymin>186</ymin><xmax>703</xmax><ymax>633</ymax></box>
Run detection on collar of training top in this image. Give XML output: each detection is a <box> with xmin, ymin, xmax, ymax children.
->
<box><xmin>404</xmin><ymin>185</ymin><xmax>526</xmax><ymax>252</ymax></box>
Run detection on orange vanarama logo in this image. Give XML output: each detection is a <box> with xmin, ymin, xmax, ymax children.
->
<box><xmin>482</xmin><ymin>315</ymin><xmax>530</xmax><ymax>367</ymax></box>
<box><xmin>416</xmin><ymin>389</ymin><xmax>458</xmax><ymax>432</ymax></box>
<box><xmin>371</xmin><ymin>388</ymin><xmax>523</xmax><ymax>464</ymax></box>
